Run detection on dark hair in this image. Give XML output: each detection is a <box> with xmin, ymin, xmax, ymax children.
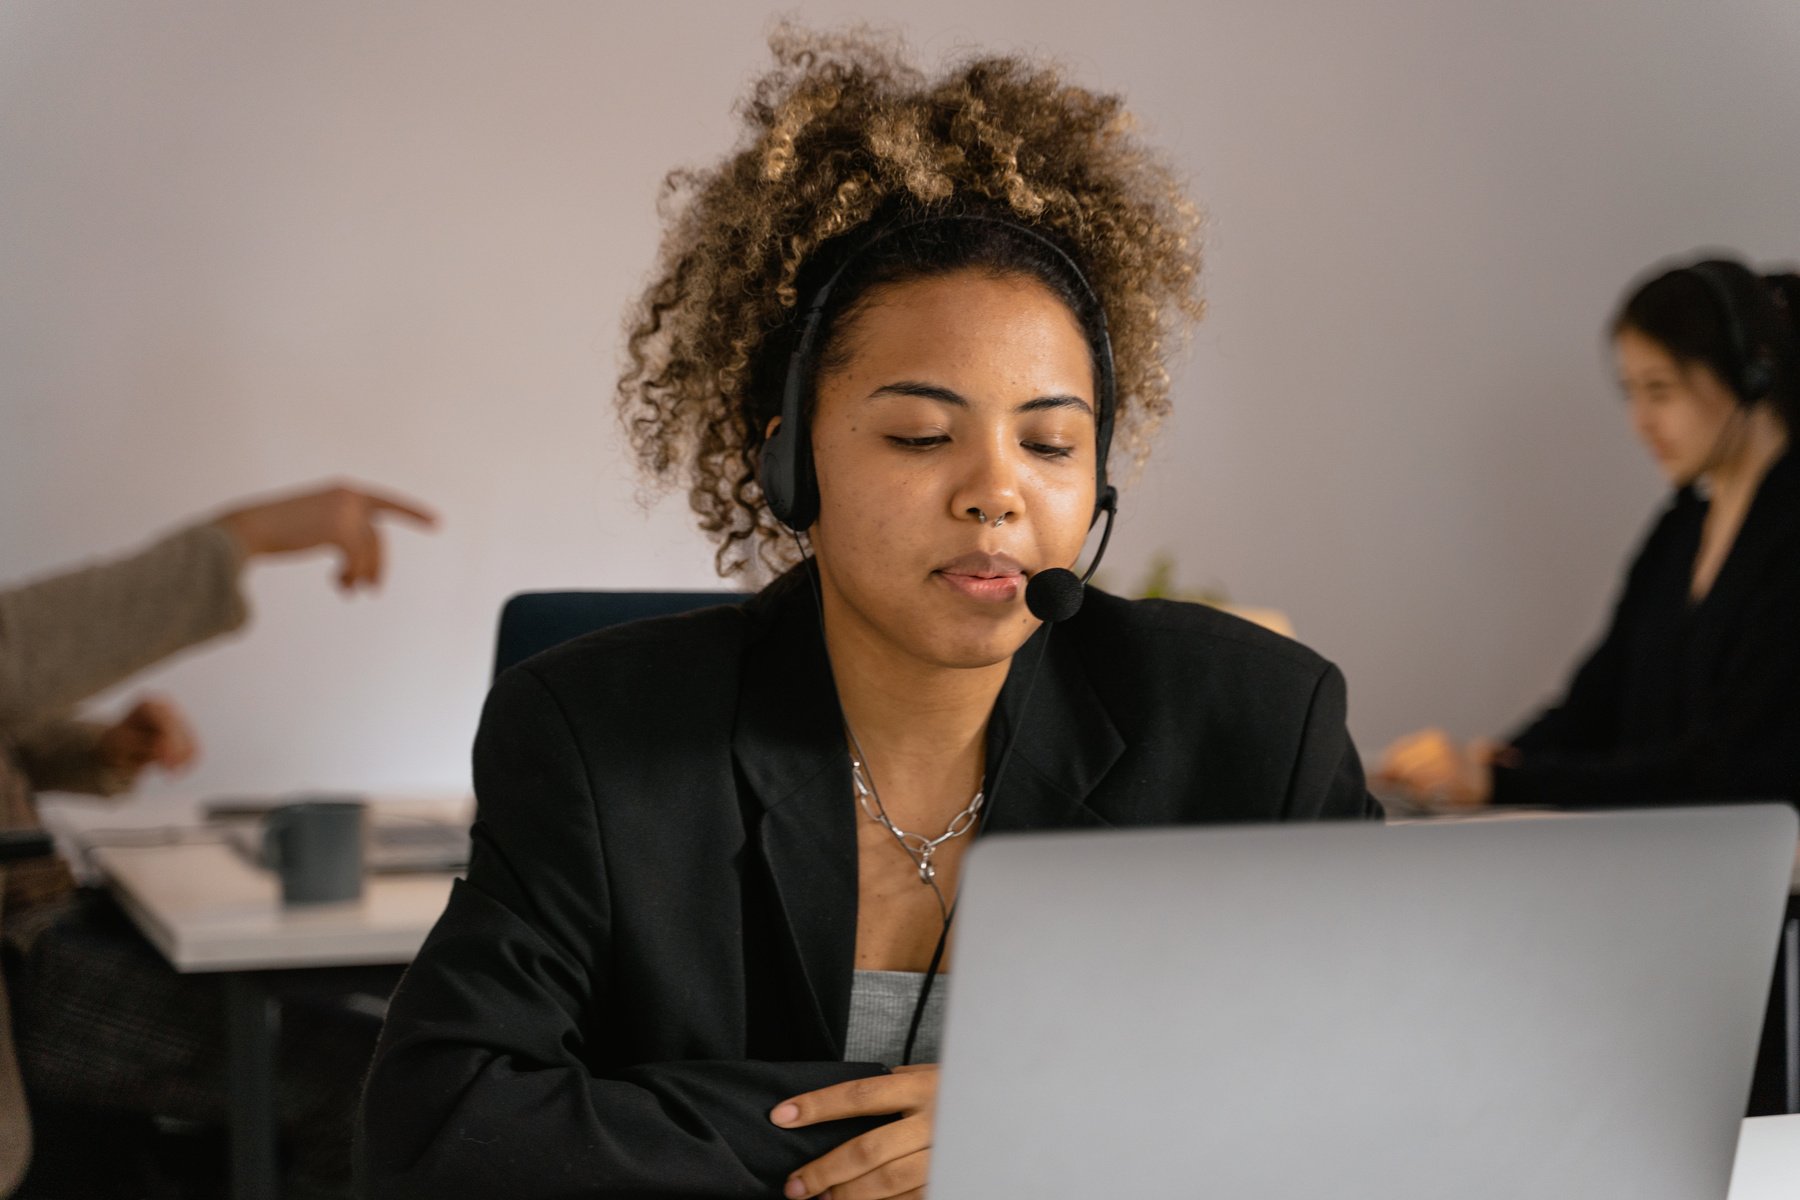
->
<box><xmin>1611</xmin><ymin>254</ymin><xmax>1800</xmax><ymax>430</ymax></box>
<box><xmin>748</xmin><ymin>209</ymin><xmax>1110</xmax><ymax>421</ymax></box>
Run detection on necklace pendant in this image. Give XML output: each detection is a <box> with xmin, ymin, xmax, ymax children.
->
<box><xmin>916</xmin><ymin>843</ymin><xmax>938</xmax><ymax>885</ymax></box>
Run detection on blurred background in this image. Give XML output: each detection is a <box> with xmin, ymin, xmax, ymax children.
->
<box><xmin>3</xmin><ymin>0</ymin><xmax>1797</xmax><ymax>799</ymax></box>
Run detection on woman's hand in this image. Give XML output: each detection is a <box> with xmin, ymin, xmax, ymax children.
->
<box><xmin>772</xmin><ymin>1064</ymin><xmax>938</xmax><ymax>1199</ymax></box>
<box><xmin>214</xmin><ymin>481</ymin><xmax>438</xmax><ymax>592</ymax></box>
<box><xmin>1375</xmin><ymin>728</ymin><xmax>1501</xmax><ymax>810</ymax></box>
<box><xmin>97</xmin><ymin>695</ymin><xmax>198</xmax><ymax>781</ymax></box>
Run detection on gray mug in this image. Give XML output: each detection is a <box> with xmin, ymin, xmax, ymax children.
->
<box><xmin>263</xmin><ymin>799</ymin><xmax>367</xmax><ymax>905</ymax></box>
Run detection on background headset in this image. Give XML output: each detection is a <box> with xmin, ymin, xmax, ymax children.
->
<box><xmin>1686</xmin><ymin>261</ymin><xmax>1778</xmax><ymax>407</ymax></box>
<box><xmin>757</xmin><ymin>214</ymin><xmax>1119</xmax><ymax>533</ymax></box>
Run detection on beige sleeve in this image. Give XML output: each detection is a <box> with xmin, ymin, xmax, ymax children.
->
<box><xmin>0</xmin><ymin>523</ymin><xmax>249</xmax><ymax>729</ymax></box>
<box><xmin>10</xmin><ymin>718</ymin><xmax>135</xmax><ymax>796</ymax></box>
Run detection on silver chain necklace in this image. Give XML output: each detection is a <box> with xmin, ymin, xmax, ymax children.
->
<box><xmin>847</xmin><ymin>728</ymin><xmax>984</xmax><ymax>914</ymax></box>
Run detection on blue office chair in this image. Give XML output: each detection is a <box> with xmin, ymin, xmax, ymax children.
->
<box><xmin>492</xmin><ymin>590</ymin><xmax>747</xmax><ymax>680</ymax></box>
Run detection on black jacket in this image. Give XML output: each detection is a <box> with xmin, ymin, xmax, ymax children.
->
<box><xmin>357</xmin><ymin>572</ymin><xmax>1374</xmax><ymax>1198</ymax></box>
<box><xmin>1496</xmin><ymin>450</ymin><xmax>1800</xmax><ymax>808</ymax></box>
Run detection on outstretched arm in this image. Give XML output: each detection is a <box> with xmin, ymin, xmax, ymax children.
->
<box><xmin>0</xmin><ymin>480</ymin><xmax>436</xmax><ymax>729</ymax></box>
<box><xmin>0</xmin><ymin>523</ymin><xmax>247</xmax><ymax>728</ymax></box>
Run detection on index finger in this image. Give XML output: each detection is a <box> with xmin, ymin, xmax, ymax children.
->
<box><xmin>359</xmin><ymin>489</ymin><xmax>439</xmax><ymax>528</ymax></box>
<box><xmin>771</xmin><ymin>1072</ymin><xmax>922</xmax><ymax>1128</ymax></box>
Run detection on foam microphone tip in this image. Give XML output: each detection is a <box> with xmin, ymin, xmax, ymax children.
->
<box><xmin>1025</xmin><ymin>568</ymin><xmax>1085</xmax><ymax>623</ymax></box>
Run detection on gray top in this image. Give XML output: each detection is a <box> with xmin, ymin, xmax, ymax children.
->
<box><xmin>842</xmin><ymin>969</ymin><xmax>946</xmax><ymax>1067</ymax></box>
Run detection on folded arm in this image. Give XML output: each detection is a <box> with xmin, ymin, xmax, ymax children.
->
<box><xmin>358</xmin><ymin>667</ymin><xmax>887</xmax><ymax>1199</ymax></box>
<box><xmin>1494</xmin><ymin>572</ymin><xmax>1800</xmax><ymax>808</ymax></box>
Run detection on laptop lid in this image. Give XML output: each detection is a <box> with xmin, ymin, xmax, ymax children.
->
<box><xmin>930</xmin><ymin>806</ymin><xmax>1797</xmax><ymax>1200</ymax></box>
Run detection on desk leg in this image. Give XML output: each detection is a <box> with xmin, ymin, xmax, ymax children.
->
<box><xmin>224</xmin><ymin>973</ymin><xmax>280</xmax><ymax>1200</ymax></box>
<box><xmin>1784</xmin><ymin>915</ymin><xmax>1799</xmax><ymax>1115</ymax></box>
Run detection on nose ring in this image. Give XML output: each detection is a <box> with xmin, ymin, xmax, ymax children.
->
<box><xmin>972</xmin><ymin>508</ymin><xmax>1008</xmax><ymax>528</ymax></box>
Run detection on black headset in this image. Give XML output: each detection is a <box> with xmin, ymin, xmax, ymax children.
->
<box><xmin>1686</xmin><ymin>261</ymin><xmax>1777</xmax><ymax>406</ymax></box>
<box><xmin>757</xmin><ymin>214</ymin><xmax>1119</xmax><ymax>532</ymax></box>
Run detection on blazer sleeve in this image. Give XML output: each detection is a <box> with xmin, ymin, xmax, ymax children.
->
<box><xmin>1491</xmin><ymin>559</ymin><xmax>1800</xmax><ymax>809</ymax></box>
<box><xmin>1502</xmin><ymin>623</ymin><xmax>1631</xmax><ymax>759</ymax></box>
<box><xmin>0</xmin><ymin>523</ymin><xmax>247</xmax><ymax>729</ymax></box>
<box><xmin>10</xmin><ymin>718</ymin><xmax>134</xmax><ymax>796</ymax></box>
<box><xmin>357</xmin><ymin>666</ymin><xmax>889</xmax><ymax>1200</ymax></box>
<box><xmin>1281</xmin><ymin>663</ymin><xmax>1380</xmax><ymax>821</ymax></box>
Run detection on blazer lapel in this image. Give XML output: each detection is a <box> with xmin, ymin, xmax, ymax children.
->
<box><xmin>732</xmin><ymin>578</ymin><xmax>858</xmax><ymax>1057</ymax></box>
<box><xmin>981</xmin><ymin>623</ymin><xmax>1125</xmax><ymax>834</ymax></box>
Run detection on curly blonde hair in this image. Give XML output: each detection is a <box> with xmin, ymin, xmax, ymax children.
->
<box><xmin>617</xmin><ymin>24</ymin><xmax>1205</xmax><ymax>578</ymax></box>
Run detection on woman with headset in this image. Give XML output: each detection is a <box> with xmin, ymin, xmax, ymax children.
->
<box><xmin>1378</xmin><ymin>257</ymin><xmax>1800</xmax><ymax>813</ymax></box>
<box><xmin>360</xmin><ymin>28</ymin><xmax>1372</xmax><ymax>1200</ymax></box>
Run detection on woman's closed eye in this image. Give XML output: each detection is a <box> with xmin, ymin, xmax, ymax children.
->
<box><xmin>886</xmin><ymin>434</ymin><xmax>951</xmax><ymax>450</ymax></box>
<box><xmin>885</xmin><ymin>433</ymin><xmax>1078</xmax><ymax>459</ymax></box>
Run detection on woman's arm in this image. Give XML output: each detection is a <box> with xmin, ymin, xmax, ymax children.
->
<box><xmin>358</xmin><ymin>666</ymin><xmax>890</xmax><ymax>1199</ymax></box>
<box><xmin>0</xmin><ymin>482</ymin><xmax>436</xmax><ymax>731</ymax></box>
<box><xmin>1282</xmin><ymin>663</ymin><xmax>1381</xmax><ymax>821</ymax></box>
<box><xmin>1503</xmin><ymin>502</ymin><xmax>1687</xmax><ymax>760</ymax></box>
<box><xmin>0</xmin><ymin>524</ymin><xmax>247</xmax><ymax>729</ymax></box>
<box><xmin>1501</xmin><ymin>615</ymin><xmax>1632</xmax><ymax>760</ymax></box>
<box><xmin>1492</xmin><ymin>569</ymin><xmax>1800</xmax><ymax>808</ymax></box>
<box><xmin>12</xmin><ymin>698</ymin><xmax>199</xmax><ymax>797</ymax></box>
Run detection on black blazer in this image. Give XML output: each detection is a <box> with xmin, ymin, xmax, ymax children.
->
<box><xmin>1495</xmin><ymin>449</ymin><xmax>1800</xmax><ymax>808</ymax></box>
<box><xmin>358</xmin><ymin>572</ymin><xmax>1374</xmax><ymax>1198</ymax></box>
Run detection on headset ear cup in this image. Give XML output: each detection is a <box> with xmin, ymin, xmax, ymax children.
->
<box><xmin>787</xmin><ymin>442</ymin><xmax>820</xmax><ymax>530</ymax></box>
<box><xmin>1742</xmin><ymin>357</ymin><xmax>1776</xmax><ymax>405</ymax></box>
<box><xmin>761</xmin><ymin>431</ymin><xmax>819</xmax><ymax>531</ymax></box>
<box><xmin>761</xmin><ymin>345</ymin><xmax>821</xmax><ymax>532</ymax></box>
<box><xmin>758</xmin><ymin>425</ymin><xmax>797</xmax><ymax>527</ymax></box>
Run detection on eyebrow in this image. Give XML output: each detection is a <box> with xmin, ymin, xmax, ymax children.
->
<box><xmin>867</xmin><ymin>380</ymin><xmax>1094</xmax><ymax>418</ymax></box>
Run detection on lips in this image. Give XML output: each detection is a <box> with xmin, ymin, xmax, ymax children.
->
<box><xmin>936</xmin><ymin>551</ymin><xmax>1026</xmax><ymax>577</ymax></box>
<box><xmin>934</xmin><ymin>551</ymin><xmax>1026</xmax><ymax>603</ymax></box>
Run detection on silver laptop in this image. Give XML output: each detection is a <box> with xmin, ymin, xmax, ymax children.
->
<box><xmin>930</xmin><ymin>806</ymin><xmax>1797</xmax><ymax>1199</ymax></box>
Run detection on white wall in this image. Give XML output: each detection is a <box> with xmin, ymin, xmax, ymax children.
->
<box><xmin>3</xmin><ymin>0</ymin><xmax>1797</xmax><ymax>798</ymax></box>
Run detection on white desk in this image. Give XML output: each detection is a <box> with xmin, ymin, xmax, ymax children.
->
<box><xmin>90</xmin><ymin>840</ymin><xmax>454</xmax><ymax>971</ymax></box>
<box><xmin>1732</xmin><ymin>1114</ymin><xmax>1800</xmax><ymax>1198</ymax></box>
<box><xmin>45</xmin><ymin>792</ymin><xmax>466</xmax><ymax>1200</ymax></box>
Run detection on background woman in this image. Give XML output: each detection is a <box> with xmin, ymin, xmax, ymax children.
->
<box><xmin>1377</xmin><ymin>257</ymin><xmax>1800</xmax><ymax>812</ymax></box>
<box><xmin>361</xmin><ymin>28</ymin><xmax>1373</xmax><ymax>1200</ymax></box>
